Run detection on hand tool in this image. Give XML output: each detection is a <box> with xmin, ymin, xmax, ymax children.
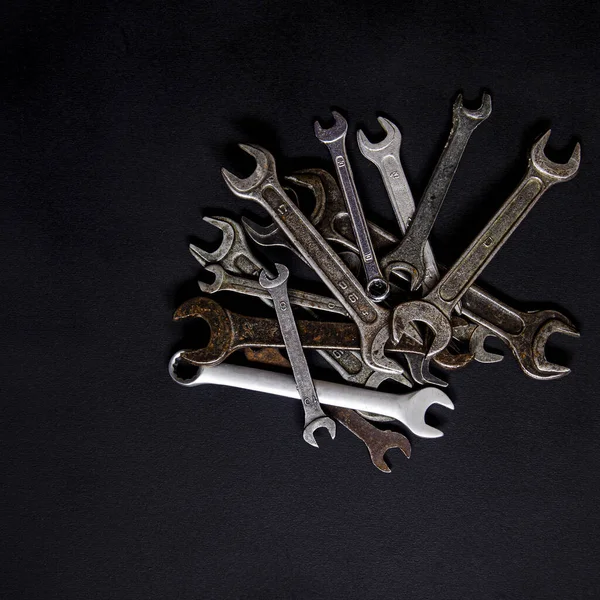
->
<box><xmin>358</xmin><ymin>92</ymin><xmax>492</xmax><ymax>291</ymax></box>
<box><xmin>258</xmin><ymin>263</ymin><xmax>336</xmax><ymax>446</ymax></box>
<box><xmin>391</xmin><ymin>131</ymin><xmax>581</xmax><ymax>365</ymax></box>
<box><xmin>173</xmin><ymin>295</ymin><xmax>424</xmax><ymax>366</ymax></box>
<box><xmin>221</xmin><ymin>144</ymin><xmax>407</xmax><ymax>377</ymax></box>
<box><xmin>169</xmin><ymin>351</ymin><xmax>454</xmax><ymax>438</ymax></box>
<box><xmin>244</xmin><ymin>347</ymin><xmax>410</xmax><ymax>472</ymax></box>
<box><xmin>314</xmin><ymin>111</ymin><xmax>389</xmax><ymax>301</ymax></box>
<box><xmin>190</xmin><ymin>215</ymin><xmax>412</xmax><ymax>389</ymax></box>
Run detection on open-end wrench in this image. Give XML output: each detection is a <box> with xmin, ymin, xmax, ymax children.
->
<box><xmin>221</xmin><ymin>144</ymin><xmax>408</xmax><ymax>378</ymax></box>
<box><xmin>282</xmin><ymin>169</ymin><xmax>577</xmax><ymax>378</ymax></box>
<box><xmin>392</xmin><ymin>131</ymin><xmax>581</xmax><ymax>368</ymax></box>
<box><xmin>244</xmin><ymin>347</ymin><xmax>410</xmax><ymax>472</ymax></box>
<box><xmin>258</xmin><ymin>264</ymin><xmax>336</xmax><ymax>446</ymax></box>
<box><xmin>314</xmin><ymin>111</ymin><xmax>389</xmax><ymax>301</ymax></box>
<box><xmin>198</xmin><ymin>263</ymin><xmax>348</xmax><ymax>316</ymax></box>
<box><xmin>358</xmin><ymin>92</ymin><xmax>492</xmax><ymax>292</ymax></box>
<box><xmin>169</xmin><ymin>351</ymin><xmax>454</xmax><ymax>438</ymax></box>
<box><xmin>173</xmin><ymin>296</ymin><xmax>424</xmax><ymax>366</ymax></box>
<box><xmin>189</xmin><ymin>216</ymin><xmax>412</xmax><ymax>390</ymax></box>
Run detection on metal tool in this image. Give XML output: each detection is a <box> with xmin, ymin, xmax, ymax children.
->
<box><xmin>377</xmin><ymin>93</ymin><xmax>491</xmax><ymax>289</ymax></box>
<box><xmin>258</xmin><ymin>263</ymin><xmax>336</xmax><ymax>446</ymax></box>
<box><xmin>392</xmin><ymin>131</ymin><xmax>581</xmax><ymax>364</ymax></box>
<box><xmin>244</xmin><ymin>347</ymin><xmax>410</xmax><ymax>472</ymax></box>
<box><xmin>314</xmin><ymin>111</ymin><xmax>389</xmax><ymax>301</ymax></box>
<box><xmin>169</xmin><ymin>351</ymin><xmax>454</xmax><ymax>438</ymax></box>
<box><xmin>221</xmin><ymin>144</ymin><xmax>407</xmax><ymax>378</ymax></box>
<box><xmin>173</xmin><ymin>295</ymin><xmax>424</xmax><ymax>367</ymax></box>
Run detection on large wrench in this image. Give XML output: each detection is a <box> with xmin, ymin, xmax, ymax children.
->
<box><xmin>392</xmin><ymin>131</ymin><xmax>581</xmax><ymax>363</ymax></box>
<box><xmin>258</xmin><ymin>264</ymin><xmax>336</xmax><ymax>446</ymax></box>
<box><xmin>358</xmin><ymin>92</ymin><xmax>492</xmax><ymax>291</ymax></box>
<box><xmin>190</xmin><ymin>215</ymin><xmax>411</xmax><ymax>389</ymax></box>
<box><xmin>221</xmin><ymin>144</ymin><xmax>407</xmax><ymax>378</ymax></box>
<box><xmin>169</xmin><ymin>352</ymin><xmax>454</xmax><ymax>438</ymax></box>
<box><xmin>280</xmin><ymin>168</ymin><xmax>577</xmax><ymax>379</ymax></box>
<box><xmin>314</xmin><ymin>111</ymin><xmax>389</xmax><ymax>301</ymax></box>
<box><xmin>244</xmin><ymin>347</ymin><xmax>411</xmax><ymax>472</ymax></box>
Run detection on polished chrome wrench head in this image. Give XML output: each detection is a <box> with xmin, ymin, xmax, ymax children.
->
<box><xmin>314</xmin><ymin>110</ymin><xmax>348</xmax><ymax>143</ymax></box>
<box><xmin>357</xmin><ymin>116</ymin><xmax>402</xmax><ymax>156</ymax></box>
<box><xmin>531</xmin><ymin>130</ymin><xmax>581</xmax><ymax>183</ymax></box>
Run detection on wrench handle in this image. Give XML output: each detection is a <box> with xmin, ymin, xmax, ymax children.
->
<box><xmin>429</xmin><ymin>171</ymin><xmax>547</xmax><ymax>314</ymax></box>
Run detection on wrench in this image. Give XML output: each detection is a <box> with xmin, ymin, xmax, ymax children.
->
<box><xmin>169</xmin><ymin>351</ymin><xmax>454</xmax><ymax>438</ymax></box>
<box><xmin>173</xmin><ymin>295</ymin><xmax>424</xmax><ymax>366</ymax></box>
<box><xmin>221</xmin><ymin>144</ymin><xmax>407</xmax><ymax>378</ymax></box>
<box><xmin>244</xmin><ymin>347</ymin><xmax>410</xmax><ymax>472</ymax></box>
<box><xmin>258</xmin><ymin>264</ymin><xmax>336</xmax><ymax>446</ymax></box>
<box><xmin>314</xmin><ymin>111</ymin><xmax>389</xmax><ymax>301</ymax></box>
<box><xmin>281</xmin><ymin>168</ymin><xmax>577</xmax><ymax>378</ymax></box>
<box><xmin>391</xmin><ymin>130</ymin><xmax>581</xmax><ymax>365</ymax></box>
<box><xmin>190</xmin><ymin>216</ymin><xmax>412</xmax><ymax>390</ymax></box>
<box><xmin>358</xmin><ymin>92</ymin><xmax>492</xmax><ymax>291</ymax></box>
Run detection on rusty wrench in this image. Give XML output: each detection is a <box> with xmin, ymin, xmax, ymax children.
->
<box><xmin>315</xmin><ymin>111</ymin><xmax>389</xmax><ymax>301</ymax></box>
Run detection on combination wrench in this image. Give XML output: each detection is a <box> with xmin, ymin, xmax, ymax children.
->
<box><xmin>244</xmin><ymin>346</ymin><xmax>411</xmax><ymax>472</ymax></box>
<box><xmin>169</xmin><ymin>351</ymin><xmax>454</xmax><ymax>438</ymax></box>
<box><xmin>221</xmin><ymin>144</ymin><xmax>407</xmax><ymax>378</ymax></box>
<box><xmin>258</xmin><ymin>264</ymin><xmax>336</xmax><ymax>446</ymax></box>
<box><xmin>358</xmin><ymin>92</ymin><xmax>492</xmax><ymax>291</ymax></box>
<box><xmin>391</xmin><ymin>130</ymin><xmax>581</xmax><ymax>365</ymax></box>
<box><xmin>315</xmin><ymin>111</ymin><xmax>389</xmax><ymax>301</ymax></box>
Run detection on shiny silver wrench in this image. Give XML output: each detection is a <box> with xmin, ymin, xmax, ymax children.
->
<box><xmin>259</xmin><ymin>264</ymin><xmax>336</xmax><ymax>447</ymax></box>
<box><xmin>392</xmin><ymin>131</ymin><xmax>581</xmax><ymax>362</ymax></box>
<box><xmin>221</xmin><ymin>144</ymin><xmax>407</xmax><ymax>378</ymax></box>
<box><xmin>314</xmin><ymin>111</ymin><xmax>389</xmax><ymax>301</ymax></box>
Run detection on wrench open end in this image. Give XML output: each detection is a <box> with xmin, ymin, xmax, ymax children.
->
<box><xmin>531</xmin><ymin>130</ymin><xmax>581</xmax><ymax>183</ymax></box>
<box><xmin>531</xmin><ymin>318</ymin><xmax>580</xmax><ymax>379</ymax></box>
<box><xmin>197</xmin><ymin>263</ymin><xmax>226</xmax><ymax>294</ymax></box>
<box><xmin>454</xmin><ymin>91</ymin><xmax>493</xmax><ymax>122</ymax></box>
<box><xmin>385</xmin><ymin>260</ymin><xmax>423</xmax><ymax>292</ymax></box>
<box><xmin>314</xmin><ymin>110</ymin><xmax>348</xmax><ymax>143</ymax></box>
<box><xmin>357</xmin><ymin>116</ymin><xmax>402</xmax><ymax>154</ymax></box>
<box><xmin>366</xmin><ymin>429</ymin><xmax>412</xmax><ymax>473</ymax></box>
<box><xmin>303</xmin><ymin>416</ymin><xmax>337</xmax><ymax>448</ymax></box>
<box><xmin>469</xmin><ymin>325</ymin><xmax>504</xmax><ymax>364</ymax></box>
<box><xmin>221</xmin><ymin>144</ymin><xmax>273</xmax><ymax>194</ymax></box>
<box><xmin>405</xmin><ymin>388</ymin><xmax>454</xmax><ymax>439</ymax></box>
<box><xmin>258</xmin><ymin>263</ymin><xmax>289</xmax><ymax>289</ymax></box>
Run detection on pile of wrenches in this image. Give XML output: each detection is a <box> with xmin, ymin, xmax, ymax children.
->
<box><xmin>169</xmin><ymin>92</ymin><xmax>581</xmax><ymax>472</ymax></box>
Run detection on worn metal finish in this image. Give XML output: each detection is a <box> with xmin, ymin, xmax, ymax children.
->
<box><xmin>221</xmin><ymin>144</ymin><xmax>407</xmax><ymax>378</ymax></box>
<box><xmin>173</xmin><ymin>295</ymin><xmax>424</xmax><ymax>366</ymax></box>
<box><xmin>169</xmin><ymin>351</ymin><xmax>454</xmax><ymax>438</ymax></box>
<box><xmin>258</xmin><ymin>264</ymin><xmax>336</xmax><ymax>446</ymax></box>
<box><xmin>314</xmin><ymin>111</ymin><xmax>389</xmax><ymax>301</ymax></box>
<box><xmin>376</xmin><ymin>94</ymin><xmax>492</xmax><ymax>290</ymax></box>
<box><xmin>392</xmin><ymin>131</ymin><xmax>581</xmax><ymax>364</ymax></box>
<box><xmin>244</xmin><ymin>347</ymin><xmax>410</xmax><ymax>472</ymax></box>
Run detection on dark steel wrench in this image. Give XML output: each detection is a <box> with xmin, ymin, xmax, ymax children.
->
<box><xmin>392</xmin><ymin>131</ymin><xmax>581</xmax><ymax>364</ymax></box>
<box><xmin>315</xmin><ymin>111</ymin><xmax>389</xmax><ymax>301</ymax></box>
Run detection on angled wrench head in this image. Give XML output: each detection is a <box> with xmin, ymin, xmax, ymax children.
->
<box><xmin>197</xmin><ymin>263</ymin><xmax>227</xmax><ymax>294</ymax></box>
<box><xmin>314</xmin><ymin>110</ymin><xmax>348</xmax><ymax>144</ymax></box>
<box><xmin>365</xmin><ymin>428</ymin><xmax>412</xmax><ymax>472</ymax></box>
<box><xmin>173</xmin><ymin>296</ymin><xmax>234</xmax><ymax>366</ymax></box>
<box><xmin>468</xmin><ymin>324</ymin><xmax>504</xmax><ymax>364</ymax></box>
<box><xmin>453</xmin><ymin>91</ymin><xmax>492</xmax><ymax>123</ymax></box>
<box><xmin>532</xmin><ymin>317</ymin><xmax>579</xmax><ymax>378</ymax></box>
<box><xmin>258</xmin><ymin>263</ymin><xmax>289</xmax><ymax>289</ymax></box>
<box><xmin>303</xmin><ymin>415</ymin><xmax>336</xmax><ymax>448</ymax></box>
<box><xmin>403</xmin><ymin>388</ymin><xmax>454</xmax><ymax>439</ymax></box>
<box><xmin>221</xmin><ymin>144</ymin><xmax>275</xmax><ymax>196</ymax></box>
<box><xmin>357</xmin><ymin>116</ymin><xmax>402</xmax><ymax>157</ymax></box>
<box><xmin>189</xmin><ymin>216</ymin><xmax>236</xmax><ymax>266</ymax></box>
<box><xmin>530</xmin><ymin>130</ymin><xmax>581</xmax><ymax>183</ymax></box>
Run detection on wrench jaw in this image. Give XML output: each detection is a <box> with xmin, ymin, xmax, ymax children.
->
<box><xmin>529</xmin><ymin>317</ymin><xmax>580</xmax><ymax>379</ymax></box>
<box><xmin>197</xmin><ymin>263</ymin><xmax>227</xmax><ymax>294</ymax></box>
<box><xmin>468</xmin><ymin>325</ymin><xmax>504</xmax><ymax>364</ymax></box>
<box><xmin>221</xmin><ymin>144</ymin><xmax>275</xmax><ymax>196</ymax></box>
<box><xmin>454</xmin><ymin>91</ymin><xmax>493</xmax><ymax>122</ymax></box>
<box><xmin>530</xmin><ymin>130</ymin><xmax>581</xmax><ymax>183</ymax></box>
<box><xmin>314</xmin><ymin>110</ymin><xmax>348</xmax><ymax>143</ymax></box>
<box><xmin>406</xmin><ymin>388</ymin><xmax>455</xmax><ymax>439</ymax></box>
<box><xmin>367</xmin><ymin>430</ymin><xmax>412</xmax><ymax>473</ymax></box>
<box><xmin>356</xmin><ymin>116</ymin><xmax>401</xmax><ymax>156</ymax></box>
<box><xmin>383</xmin><ymin>259</ymin><xmax>424</xmax><ymax>293</ymax></box>
<box><xmin>258</xmin><ymin>263</ymin><xmax>288</xmax><ymax>289</ymax></box>
<box><xmin>303</xmin><ymin>415</ymin><xmax>337</xmax><ymax>448</ymax></box>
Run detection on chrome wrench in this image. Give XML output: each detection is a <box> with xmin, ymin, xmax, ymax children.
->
<box><xmin>314</xmin><ymin>111</ymin><xmax>389</xmax><ymax>301</ymax></box>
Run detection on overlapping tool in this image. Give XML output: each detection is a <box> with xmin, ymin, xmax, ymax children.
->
<box><xmin>169</xmin><ymin>92</ymin><xmax>581</xmax><ymax>472</ymax></box>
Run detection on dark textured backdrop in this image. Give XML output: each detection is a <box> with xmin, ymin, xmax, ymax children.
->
<box><xmin>3</xmin><ymin>1</ymin><xmax>600</xmax><ymax>598</ymax></box>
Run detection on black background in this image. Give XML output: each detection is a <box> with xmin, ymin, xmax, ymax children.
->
<box><xmin>3</xmin><ymin>1</ymin><xmax>600</xmax><ymax>598</ymax></box>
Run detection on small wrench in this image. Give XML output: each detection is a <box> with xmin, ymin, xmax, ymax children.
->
<box><xmin>244</xmin><ymin>347</ymin><xmax>410</xmax><ymax>472</ymax></box>
<box><xmin>392</xmin><ymin>131</ymin><xmax>581</xmax><ymax>364</ymax></box>
<box><xmin>315</xmin><ymin>111</ymin><xmax>389</xmax><ymax>301</ymax></box>
<box><xmin>221</xmin><ymin>144</ymin><xmax>407</xmax><ymax>378</ymax></box>
<box><xmin>169</xmin><ymin>351</ymin><xmax>454</xmax><ymax>438</ymax></box>
<box><xmin>258</xmin><ymin>263</ymin><xmax>336</xmax><ymax>446</ymax></box>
